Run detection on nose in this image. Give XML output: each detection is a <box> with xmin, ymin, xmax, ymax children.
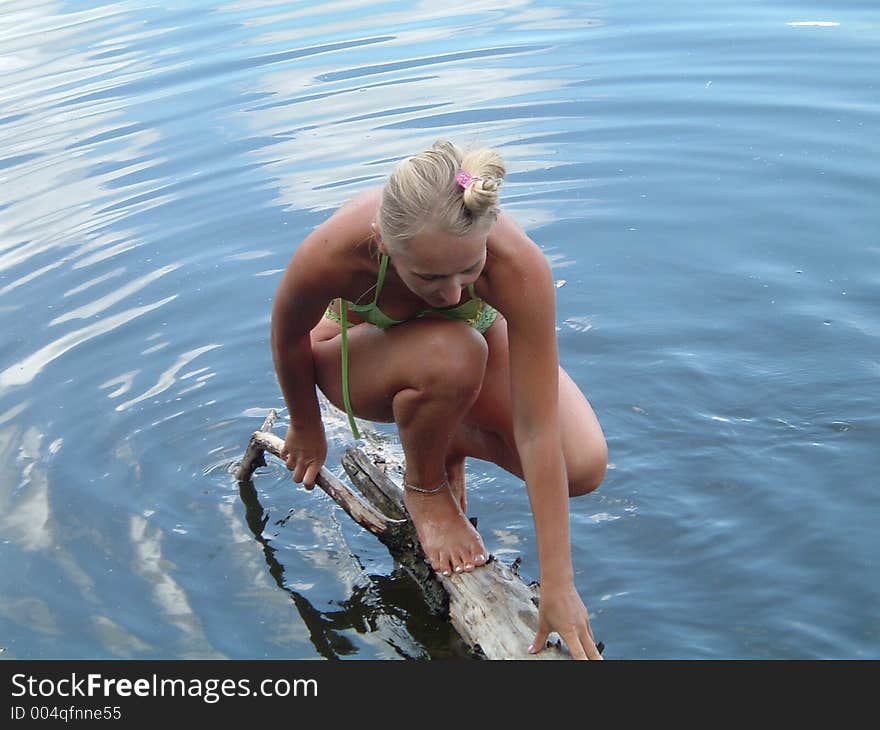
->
<box><xmin>438</xmin><ymin>282</ymin><xmax>463</xmax><ymax>306</ymax></box>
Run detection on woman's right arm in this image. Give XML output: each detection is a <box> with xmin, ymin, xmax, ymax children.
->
<box><xmin>271</xmin><ymin>214</ymin><xmax>354</xmax><ymax>487</ymax></box>
<box><xmin>271</xmin><ymin>237</ymin><xmax>332</xmax><ymax>487</ymax></box>
<box><xmin>270</xmin><ymin>194</ymin><xmax>374</xmax><ymax>487</ymax></box>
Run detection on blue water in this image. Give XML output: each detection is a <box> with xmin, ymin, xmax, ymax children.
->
<box><xmin>1</xmin><ymin>0</ymin><xmax>877</xmax><ymax>659</ymax></box>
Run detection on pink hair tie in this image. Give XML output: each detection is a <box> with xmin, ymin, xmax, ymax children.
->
<box><xmin>455</xmin><ymin>170</ymin><xmax>481</xmax><ymax>189</ymax></box>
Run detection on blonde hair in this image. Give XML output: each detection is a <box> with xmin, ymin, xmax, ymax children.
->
<box><xmin>376</xmin><ymin>140</ymin><xmax>506</xmax><ymax>248</ymax></box>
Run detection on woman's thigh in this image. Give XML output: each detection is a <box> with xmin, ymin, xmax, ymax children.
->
<box><xmin>466</xmin><ymin>317</ymin><xmax>608</xmax><ymax>494</ymax></box>
<box><xmin>309</xmin><ymin>316</ymin><xmax>488</xmax><ymax>424</ymax></box>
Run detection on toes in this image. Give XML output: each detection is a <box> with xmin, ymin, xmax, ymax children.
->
<box><xmin>434</xmin><ymin>549</ymin><xmax>485</xmax><ymax>575</ymax></box>
<box><xmin>429</xmin><ymin>552</ymin><xmax>450</xmax><ymax>577</ymax></box>
<box><xmin>453</xmin><ymin>548</ymin><xmax>477</xmax><ymax>573</ymax></box>
<box><xmin>437</xmin><ymin>552</ymin><xmax>456</xmax><ymax>577</ymax></box>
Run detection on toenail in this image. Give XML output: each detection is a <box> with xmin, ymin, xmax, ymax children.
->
<box><xmin>442</xmin><ymin>570</ymin><xmax>451</xmax><ymax>576</ymax></box>
<box><xmin>465</xmin><ymin>564</ymin><xmax>473</xmax><ymax>571</ymax></box>
<box><xmin>475</xmin><ymin>554</ymin><xmax>485</xmax><ymax>563</ymax></box>
<box><xmin>454</xmin><ymin>566</ymin><xmax>463</xmax><ymax>573</ymax></box>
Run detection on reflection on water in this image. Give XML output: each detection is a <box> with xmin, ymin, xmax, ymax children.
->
<box><xmin>0</xmin><ymin>424</ymin><xmax>51</xmax><ymax>552</ymax></box>
<box><xmin>235</xmin><ymin>477</ymin><xmax>468</xmax><ymax>660</ymax></box>
<box><xmin>0</xmin><ymin>0</ymin><xmax>878</xmax><ymax>659</ymax></box>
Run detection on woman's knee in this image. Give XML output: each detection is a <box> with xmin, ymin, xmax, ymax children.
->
<box><xmin>414</xmin><ymin>321</ymin><xmax>488</xmax><ymax>402</ymax></box>
<box><xmin>567</xmin><ymin>435</ymin><xmax>608</xmax><ymax>497</ymax></box>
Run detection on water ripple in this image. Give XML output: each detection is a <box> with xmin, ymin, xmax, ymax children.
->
<box><xmin>1</xmin><ymin>0</ymin><xmax>877</xmax><ymax>660</ymax></box>
<box><xmin>0</xmin><ymin>296</ymin><xmax>177</xmax><ymax>389</ymax></box>
<box><xmin>114</xmin><ymin>344</ymin><xmax>221</xmax><ymax>412</ymax></box>
<box><xmin>316</xmin><ymin>43</ymin><xmax>551</xmax><ymax>82</ymax></box>
<box><xmin>50</xmin><ymin>264</ymin><xmax>179</xmax><ymax>326</ymax></box>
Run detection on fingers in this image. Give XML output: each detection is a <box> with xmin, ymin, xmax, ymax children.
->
<box><xmin>582</xmin><ymin>626</ymin><xmax>603</xmax><ymax>660</ymax></box>
<box><xmin>529</xmin><ymin>626</ymin><xmax>603</xmax><ymax>660</ymax></box>
<box><xmin>561</xmin><ymin>630</ymin><xmax>590</xmax><ymax>660</ymax></box>
<box><xmin>565</xmin><ymin>626</ymin><xmax>603</xmax><ymax>660</ymax></box>
<box><xmin>303</xmin><ymin>462</ymin><xmax>320</xmax><ymax>490</ymax></box>
<box><xmin>289</xmin><ymin>456</ymin><xmax>321</xmax><ymax>491</ymax></box>
<box><xmin>528</xmin><ymin>627</ymin><xmax>550</xmax><ymax>656</ymax></box>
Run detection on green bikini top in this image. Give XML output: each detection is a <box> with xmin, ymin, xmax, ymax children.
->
<box><xmin>345</xmin><ymin>253</ymin><xmax>483</xmax><ymax>329</ymax></box>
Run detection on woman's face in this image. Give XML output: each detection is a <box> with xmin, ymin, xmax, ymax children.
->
<box><xmin>385</xmin><ymin>226</ymin><xmax>488</xmax><ymax>308</ymax></box>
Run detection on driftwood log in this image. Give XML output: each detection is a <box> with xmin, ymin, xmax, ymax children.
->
<box><xmin>236</xmin><ymin>410</ymin><xmax>582</xmax><ymax>660</ymax></box>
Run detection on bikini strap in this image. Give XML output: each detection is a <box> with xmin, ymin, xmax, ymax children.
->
<box><xmin>339</xmin><ymin>300</ymin><xmax>361</xmax><ymax>439</ymax></box>
<box><xmin>373</xmin><ymin>254</ymin><xmax>390</xmax><ymax>304</ymax></box>
<box><xmin>348</xmin><ymin>253</ymin><xmax>389</xmax><ymax>313</ymax></box>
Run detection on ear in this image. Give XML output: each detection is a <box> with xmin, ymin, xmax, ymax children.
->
<box><xmin>372</xmin><ymin>223</ymin><xmax>388</xmax><ymax>256</ymax></box>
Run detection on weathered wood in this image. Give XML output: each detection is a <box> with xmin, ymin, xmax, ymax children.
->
<box><xmin>234</xmin><ymin>410</ymin><xmax>277</xmax><ymax>481</ymax></box>
<box><xmin>236</xmin><ymin>413</ymin><xmax>405</xmax><ymax>537</ymax></box>
<box><xmin>342</xmin><ymin>447</ymin><xmax>408</xmax><ymax>521</ymax></box>
<box><xmin>237</xmin><ymin>416</ymin><xmax>572</xmax><ymax>660</ymax></box>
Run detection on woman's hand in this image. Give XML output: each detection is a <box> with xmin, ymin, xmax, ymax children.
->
<box><xmin>280</xmin><ymin>421</ymin><xmax>327</xmax><ymax>489</ymax></box>
<box><xmin>529</xmin><ymin>582</ymin><xmax>603</xmax><ymax>660</ymax></box>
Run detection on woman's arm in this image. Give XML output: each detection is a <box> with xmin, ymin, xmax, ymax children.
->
<box><xmin>270</xmin><ymin>198</ymin><xmax>368</xmax><ymax>486</ymax></box>
<box><xmin>486</xmin><ymin>216</ymin><xmax>602</xmax><ymax>660</ymax></box>
<box><xmin>270</xmin><ymin>237</ymin><xmax>334</xmax><ymax>487</ymax></box>
<box><xmin>490</xmin><ymin>233</ymin><xmax>572</xmax><ymax>582</ymax></box>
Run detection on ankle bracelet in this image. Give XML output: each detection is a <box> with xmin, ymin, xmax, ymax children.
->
<box><xmin>403</xmin><ymin>476</ymin><xmax>449</xmax><ymax>495</ymax></box>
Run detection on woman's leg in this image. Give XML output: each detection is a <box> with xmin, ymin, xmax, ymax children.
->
<box><xmin>448</xmin><ymin>316</ymin><xmax>608</xmax><ymax>497</ymax></box>
<box><xmin>310</xmin><ymin>317</ymin><xmax>490</xmax><ymax>576</ymax></box>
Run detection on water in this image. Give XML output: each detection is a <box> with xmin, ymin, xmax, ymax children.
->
<box><xmin>1</xmin><ymin>0</ymin><xmax>877</xmax><ymax>660</ymax></box>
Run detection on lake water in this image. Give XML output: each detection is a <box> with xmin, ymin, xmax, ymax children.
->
<box><xmin>1</xmin><ymin>0</ymin><xmax>877</xmax><ymax>660</ymax></box>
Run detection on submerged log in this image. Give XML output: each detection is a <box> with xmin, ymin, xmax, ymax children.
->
<box><xmin>237</xmin><ymin>411</ymin><xmax>574</xmax><ymax>660</ymax></box>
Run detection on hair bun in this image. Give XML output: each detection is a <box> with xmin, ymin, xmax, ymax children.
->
<box><xmin>377</xmin><ymin>140</ymin><xmax>507</xmax><ymax>246</ymax></box>
<box><xmin>462</xmin><ymin>176</ymin><xmax>500</xmax><ymax>215</ymax></box>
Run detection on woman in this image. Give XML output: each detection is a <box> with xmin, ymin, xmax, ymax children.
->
<box><xmin>271</xmin><ymin>140</ymin><xmax>608</xmax><ymax>659</ymax></box>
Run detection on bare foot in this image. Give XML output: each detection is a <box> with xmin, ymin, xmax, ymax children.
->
<box><xmin>403</xmin><ymin>475</ymin><xmax>486</xmax><ymax>577</ymax></box>
<box><xmin>445</xmin><ymin>456</ymin><xmax>467</xmax><ymax>513</ymax></box>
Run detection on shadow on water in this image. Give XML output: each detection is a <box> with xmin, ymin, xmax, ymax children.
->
<box><xmin>236</xmin><ymin>477</ymin><xmax>473</xmax><ymax>660</ymax></box>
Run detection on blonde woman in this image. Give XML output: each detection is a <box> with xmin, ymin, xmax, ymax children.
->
<box><xmin>271</xmin><ymin>140</ymin><xmax>608</xmax><ymax>659</ymax></box>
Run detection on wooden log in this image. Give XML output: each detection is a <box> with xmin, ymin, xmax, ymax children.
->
<box><xmin>237</xmin><ymin>412</ymin><xmax>574</xmax><ymax>660</ymax></box>
<box><xmin>235</xmin><ymin>411</ymin><xmax>405</xmax><ymax>538</ymax></box>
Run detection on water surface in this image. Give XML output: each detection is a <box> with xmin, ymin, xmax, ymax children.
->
<box><xmin>1</xmin><ymin>0</ymin><xmax>878</xmax><ymax>659</ymax></box>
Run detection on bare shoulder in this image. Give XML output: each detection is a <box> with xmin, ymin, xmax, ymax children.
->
<box><xmin>297</xmin><ymin>189</ymin><xmax>381</xmax><ymax>270</ymax></box>
<box><xmin>286</xmin><ymin>188</ymin><xmax>381</xmax><ymax>293</ymax></box>
<box><xmin>272</xmin><ymin>188</ymin><xmax>381</xmax><ymax>335</ymax></box>
<box><xmin>483</xmin><ymin>209</ymin><xmax>554</xmax><ymax>316</ymax></box>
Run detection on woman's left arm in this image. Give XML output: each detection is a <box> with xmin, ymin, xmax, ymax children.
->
<box><xmin>488</xmin><ymin>218</ymin><xmax>602</xmax><ymax>660</ymax></box>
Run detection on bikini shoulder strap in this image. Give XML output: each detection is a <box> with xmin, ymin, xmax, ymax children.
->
<box><xmin>373</xmin><ymin>254</ymin><xmax>390</xmax><ymax>304</ymax></box>
<box><xmin>339</xmin><ymin>300</ymin><xmax>361</xmax><ymax>439</ymax></box>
